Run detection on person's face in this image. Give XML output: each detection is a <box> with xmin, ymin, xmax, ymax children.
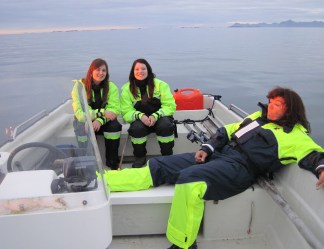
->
<box><xmin>92</xmin><ymin>64</ymin><xmax>107</xmax><ymax>84</ymax></box>
<box><xmin>134</xmin><ymin>63</ymin><xmax>148</xmax><ymax>81</ymax></box>
<box><xmin>267</xmin><ymin>96</ymin><xmax>287</xmax><ymax>121</ymax></box>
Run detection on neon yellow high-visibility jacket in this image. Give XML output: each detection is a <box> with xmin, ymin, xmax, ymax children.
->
<box><xmin>120</xmin><ymin>78</ymin><xmax>176</xmax><ymax>123</ymax></box>
<box><xmin>201</xmin><ymin>110</ymin><xmax>324</xmax><ymax>176</ymax></box>
<box><xmin>71</xmin><ymin>79</ymin><xmax>121</xmax><ymax>125</ymax></box>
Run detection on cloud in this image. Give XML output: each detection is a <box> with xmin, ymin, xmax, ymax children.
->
<box><xmin>1</xmin><ymin>0</ymin><xmax>324</xmax><ymax>34</ymax></box>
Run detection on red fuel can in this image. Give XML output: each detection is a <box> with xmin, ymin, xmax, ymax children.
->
<box><xmin>173</xmin><ymin>88</ymin><xmax>204</xmax><ymax>110</ymax></box>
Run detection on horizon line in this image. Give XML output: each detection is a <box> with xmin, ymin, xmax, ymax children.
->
<box><xmin>0</xmin><ymin>26</ymin><xmax>142</xmax><ymax>35</ymax></box>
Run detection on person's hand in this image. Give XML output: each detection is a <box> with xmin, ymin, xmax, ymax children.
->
<box><xmin>194</xmin><ymin>150</ymin><xmax>208</xmax><ymax>164</ymax></box>
<box><xmin>316</xmin><ymin>171</ymin><xmax>324</xmax><ymax>190</ymax></box>
<box><xmin>141</xmin><ymin>115</ymin><xmax>151</xmax><ymax>126</ymax></box>
<box><xmin>148</xmin><ymin>116</ymin><xmax>156</xmax><ymax>127</ymax></box>
<box><xmin>104</xmin><ymin>110</ymin><xmax>117</xmax><ymax>121</ymax></box>
<box><xmin>92</xmin><ymin>120</ymin><xmax>101</xmax><ymax>132</ymax></box>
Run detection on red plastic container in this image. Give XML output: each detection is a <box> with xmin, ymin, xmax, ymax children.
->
<box><xmin>173</xmin><ymin>88</ymin><xmax>203</xmax><ymax>110</ymax></box>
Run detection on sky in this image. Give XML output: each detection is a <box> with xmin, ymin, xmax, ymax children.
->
<box><xmin>1</xmin><ymin>0</ymin><xmax>324</xmax><ymax>34</ymax></box>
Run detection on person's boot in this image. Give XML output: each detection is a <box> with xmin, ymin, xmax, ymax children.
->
<box><xmin>106</xmin><ymin>160</ymin><xmax>119</xmax><ymax>170</ymax></box>
<box><xmin>105</xmin><ymin>139</ymin><xmax>120</xmax><ymax>170</ymax></box>
<box><xmin>167</xmin><ymin>245</ymin><xmax>180</xmax><ymax>249</ymax></box>
<box><xmin>167</xmin><ymin>241</ymin><xmax>197</xmax><ymax>249</ymax></box>
<box><xmin>131</xmin><ymin>142</ymin><xmax>147</xmax><ymax>168</ymax></box>
<box><xmin>132</xmin><ymin>156</ymin><xmax>147</xmax><ymax>168</ymax></box>
<box><xmin>159</xmin><ymin>141</ymin><xmax>174</xmax><ymax>156</ymax></box>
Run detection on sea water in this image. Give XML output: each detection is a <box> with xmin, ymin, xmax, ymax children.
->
<box><xmin>0</xmin><ymin>27</ymin><xmax>323</xmax><ymax>146</ymax></box>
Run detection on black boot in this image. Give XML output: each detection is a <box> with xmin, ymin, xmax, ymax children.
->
<box><xmin>132</xmin><ymin>142</ymin><xmax>147</xmax><ymax>157</ymax></box>
<box><xmin>132</xmin><ymin>156</ymin><xmax>147</xmax><ymax>168</ymax></box>
<box><xmin>131</xmin><ymin>142</ymin><xmax>147</xmax><ymax>168</ymax></box>
<box><xmin>159</xmin><ymin>141</ymin><xmax>174</xmax><ymax>156</ymax></box>
<box><xmin>167</xmin><ymin>241</ymin><xmax>197</xmax><ymax>249</ymax></box>
<box><xmin>106</xmin><ymin>160</ymin><xmax>119</xmax><ymax>170</ymax></box>
<box><xmin>105</xmin><ymin>139</ymin><xmax>120</xmax><ymax>170</ymax></box>
<box><xmin>167</xmin><ymin>245</ymin><xmax>180</xmax><ymax>249</ymax></box>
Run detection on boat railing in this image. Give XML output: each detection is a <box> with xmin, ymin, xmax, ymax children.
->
<box><xmin>228</xmin><ymin>103</ymin><xmax>249</xmax><ymax>118</ymax></box>
<box><xmin>2</xmin><ymin>99</ymin><xmax>71</xmax><ymax>146</ymax></box>
<box><xmin>10</xmin><ymin>110</ymin><xmax>49</xmax><ymax>141</ymax></box>
<box><xmin>1</xmin><ymin>110</ymin><xmax>50</xmax><ymax>148</ymax></box>
<box><xmin>258</xmin><ymin>177</ymin><xmax>324</xmax><ymax>249</ymax></box>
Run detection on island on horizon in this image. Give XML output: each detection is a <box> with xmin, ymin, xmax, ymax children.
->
<box><xmin>229</xmin><ymin>20</ymin><xmax>324</xmax><ymax>28</ymax></box>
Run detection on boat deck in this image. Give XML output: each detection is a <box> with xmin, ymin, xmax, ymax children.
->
<box><xmin>109</xmin><ymin>234</ymin><xmax>270</xmax><ymax>249</ymax></box>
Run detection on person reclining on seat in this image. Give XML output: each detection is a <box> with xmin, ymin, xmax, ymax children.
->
<box><xmin>103</xmin><ymin>86</ymin><xmax>324</xmax><ymax>249</ymax></box>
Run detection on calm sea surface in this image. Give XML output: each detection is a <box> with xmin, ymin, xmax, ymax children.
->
<box><xmin>0</xmin><ymin>28</ymin><xmax>323</xmax><ymax>146</ymax></box>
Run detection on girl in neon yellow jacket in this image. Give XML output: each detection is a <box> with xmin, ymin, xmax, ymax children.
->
<box><xmin>71</xmin><ymin>58</ymin><xmax>121</xmax><ymax>170</ymax></box>
<box><xmin>120</xmin><ymin>58</ymin><xmax>176</xmax><ymax>168</ymax></box>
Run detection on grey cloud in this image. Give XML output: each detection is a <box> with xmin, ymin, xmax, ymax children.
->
<box><xmin>1</xmin><ymin>0</ymin><xmax>324</xmax><ymax>33</ymax></box>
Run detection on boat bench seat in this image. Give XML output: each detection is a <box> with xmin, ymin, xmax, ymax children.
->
<box><xmin>110</xmin><ymin>185</ymin><xmax>174</xmax><ymax>205</ymax></box>
<box><xmin>109</xmin><ymin>185</ymin><xmax>175</xmax><ymax>236</ymax></box>
<box><xmin>109</xmin><ymin>180</ymin><xmax>266</xmax><ymax>237</ymax></box>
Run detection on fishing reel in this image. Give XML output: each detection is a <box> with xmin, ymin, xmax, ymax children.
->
<box><xmin>187</xmin><ymin>130</ymin><xmax>199</xmax><ymax>143</ymax></box>
<box><xmin>51</xmin><ymin>156</ymin><xmax>98</xmax><ymax>193</ymax></box>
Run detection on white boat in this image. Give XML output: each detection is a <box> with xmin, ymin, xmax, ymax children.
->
<box><xmin>0</xmin><ymin>86</ymin><xmax>323</xmax><ymax>249</ymax></box>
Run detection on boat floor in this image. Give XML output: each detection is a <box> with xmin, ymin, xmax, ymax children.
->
<box><xmin>109</xmin><ymin>234</ymin><xmax>269</xmax><ymax>249</ymax></box>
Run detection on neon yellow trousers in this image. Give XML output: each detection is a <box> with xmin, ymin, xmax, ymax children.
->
<box><xmin>102</xmin><ymin>166</ymin><xmax>153</xmax><ymax>192</ymax></box>
<box><xmin>101</xmin><ymin>167</ymin><xmax>207</xmax><ymax>249</ymax></box>
<box><xmin>166</xmin><ymin>182</ymin><xmax>207</xmax><ymax>249</ymax></box>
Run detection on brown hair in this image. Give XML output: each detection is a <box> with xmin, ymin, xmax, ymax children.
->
<box><xmin>128</xmin><ymin>58</ymin><xmax>155</xmax><ymax>101</ymax></box>
<box><xmin>82</xmin><ymin>58</ymin><xmax>109</xmax><ymax>106</ymax></box>
<box><xmin>267</xmin><ymin>86</ymin><xmax>310</xmax><ymax>132</ymax></box>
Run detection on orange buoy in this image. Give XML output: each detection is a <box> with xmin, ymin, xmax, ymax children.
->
<box><xmin>173</xmin><ymin>88</ymin><xmax>203</xmax><ymax>110</ymax></box>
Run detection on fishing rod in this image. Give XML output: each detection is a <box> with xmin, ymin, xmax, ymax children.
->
<box><xmin>202</xmin><ymin>120</ymin><xmax>215</xmax><ymax>136</ymax></box>
<box><xmin>118</xmin><ymin>134</ymin><xmax>129</xmax><ymax>170</ymax></box>
<box><xmin>206</xmin><ymin>115</ymin><xmax>225</xmax><ymax>129</ymax></box>
<box><xmin>183</xmin><ymin>122</ymin><xmax>206</xmax><ymax>144</ymax></box>
<box><xmin>192</xmin><ymin>122</ymin><xmax>210</xmax><ymax>142</ymax></box>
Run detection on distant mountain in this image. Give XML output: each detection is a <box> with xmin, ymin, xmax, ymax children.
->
<box><xmin>230</xmin><ymin>20</ymin><xmax>324</xmax><ymax>28</ymax></box>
